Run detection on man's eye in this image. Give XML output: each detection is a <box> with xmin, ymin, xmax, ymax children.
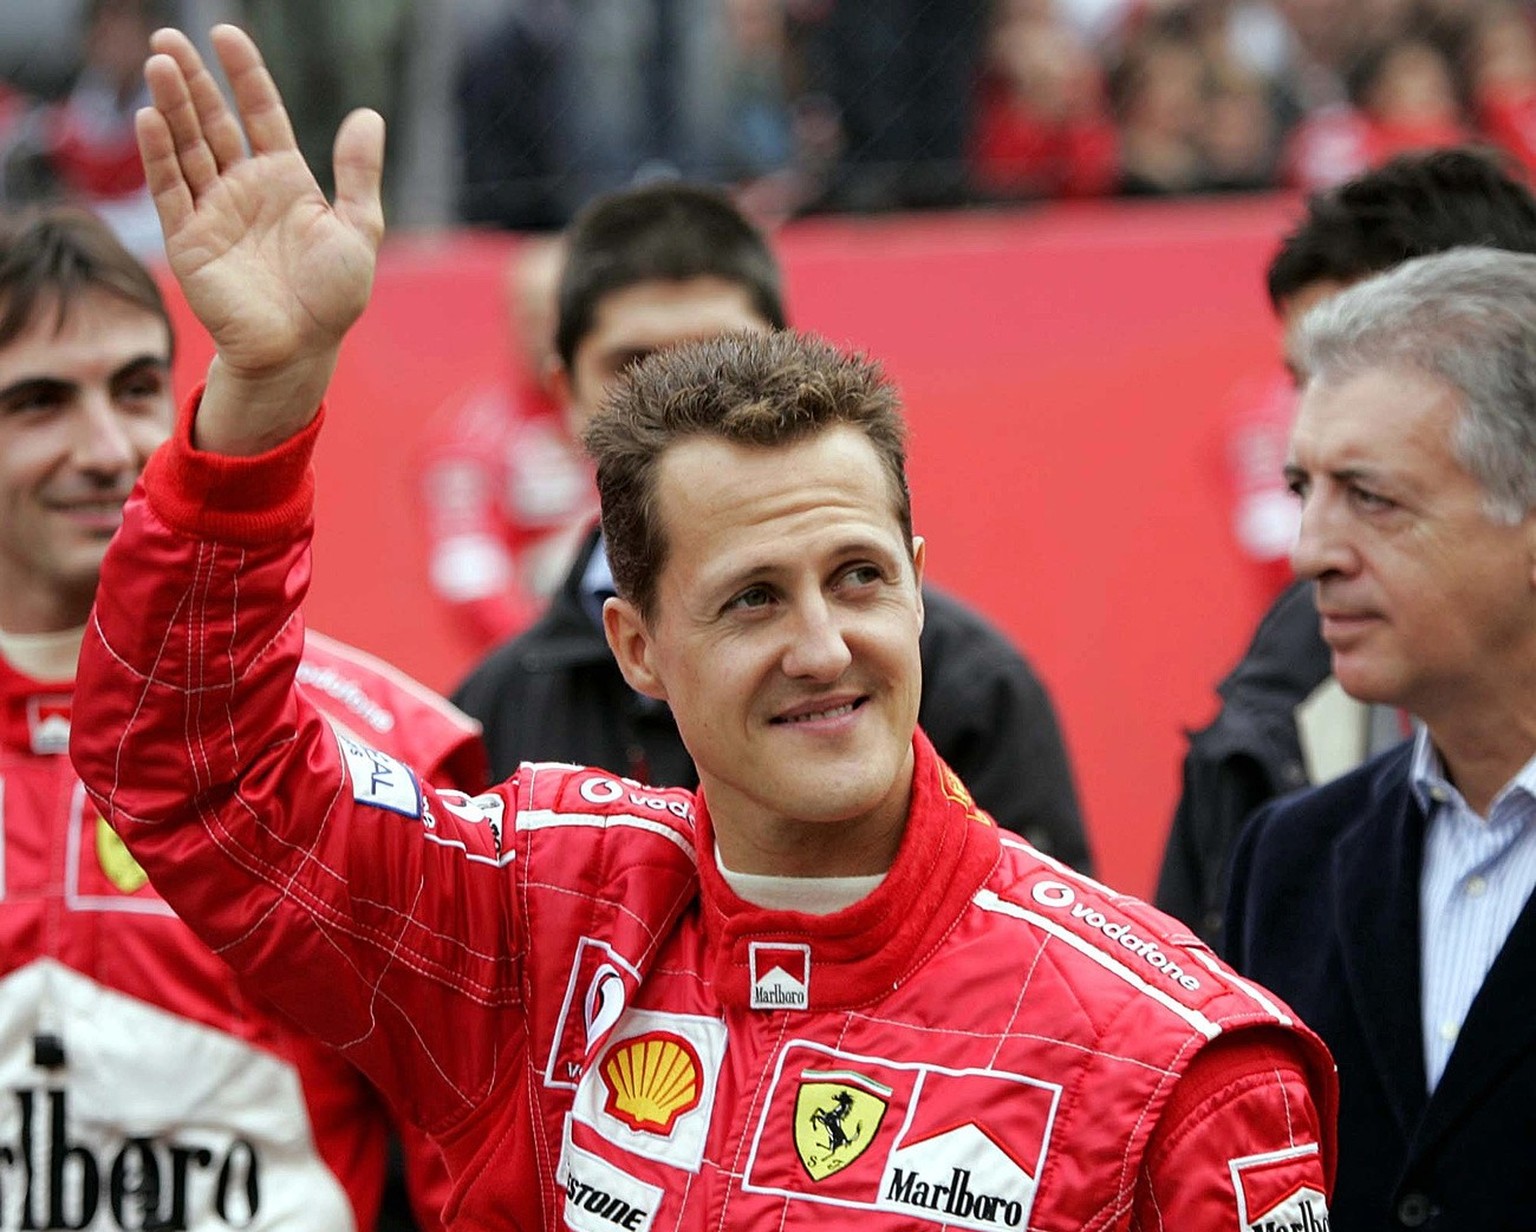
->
<box><xmin>118</xmin><ymin>378</ymin><xmax>164</xmax><ymax>403</ymax></box>
<box><xmin>1284</xmin><ymin>474</ymin><xmax>1308</xmax><ymax>499</ymax></box>
<box><xmin>725</xmin><ymin>586</ymin><xmax>773</xmax><ymax>612</ymax></box>
<box><xmin>1351</xmin><ymin>486</ymin><xmax>1393</xmax><ymax>512</ymax></box>
<box><xmin>840</xmin><ymin>564</ymin><xmax>883</xmax><ymax>587</ymax></box>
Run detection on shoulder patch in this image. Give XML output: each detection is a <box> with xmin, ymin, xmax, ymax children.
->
<box><xmin>1231</xmin><ymin>1145</ymin><xmax>1329</xmax><ymax>1231</ymax></box>
<box><xmin>338</xmin><ymin>732</ymin><xmax>422</xmax><ymax>818</ymax></box>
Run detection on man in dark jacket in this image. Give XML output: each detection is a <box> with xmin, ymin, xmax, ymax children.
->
<box><xmin>1156</xmin><ymin>148</ymin><xmax>1536</xmax><ymax>946</ymax></box>
<box><xmin>453</xmin><ymin>181</ymin><xmax>1092</xmax><ymax>869</ymax></box>
<box><xmin>1228</xmin><ymin>246</ymin><xmax>1536</xmax><ymax>1232</ymax></box>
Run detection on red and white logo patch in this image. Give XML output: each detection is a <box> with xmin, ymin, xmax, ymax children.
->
<box><xmin>27</xmin><ymin>695</ymin><xmax>70</xmax><ymax>754</ymax></box>
<box><xmin>1231</xmin><ymin>1144</ymin><xmax>1330</xmax><ymax>1231</ymax></box>
<box><xmin>750</xmin><ymin>942</ymin><xmax>810</xmax><ymax>1011</ymax></box>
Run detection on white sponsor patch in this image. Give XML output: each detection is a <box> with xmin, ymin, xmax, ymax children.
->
<box><xmin>1231</xmin><ymin>1145</ymin><xmax>1330</xmax><ymax>1231</ymax></box>
<box><xmin>436</xmin><ymin>790</ymin><xmax>508</xmax><ymax>853</ymax></box>
<box><xmin>27</xmin><ymin>696</ymin><xmax>71</xmax><ymax>754</ymax></box>
<box><xmin>572</xmin><ymin>1009</ymin><xmax>726</xmax><ymax>1172</ymax></box>
<box><xmin>545</xmin><ymin>939</ymin><xmax>643</xmax><ymax>1091</ymax></box>
<box><xmin>0</xmin><ymin>960</ymin><xmax>354</xmax><ymax>1229</ymax></box>
<box><xmin>743</xmin><ymin>1041</ymin><xmax>1059</xmax><ymax>1231</ymax></box>
<box><xmin>337</xmin><ymin>733</ymin><xmax>421</xmax><ymax>817</ymax></box>
<box><xmin>750</xmin><ymin>942</ymin><xmax>810</xmax><ymax>1011</ymax></box>
<box><xmin>881</xmin><ymin>1126</ymin><xmax>1033</xmax><ymax>1230</ymax></box>
<box><xmin>557</xmin><ymin>1138</ymin><xmax>662</xmax><ymax>1232</ymax></box>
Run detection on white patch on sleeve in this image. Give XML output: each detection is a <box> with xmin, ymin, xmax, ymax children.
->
<box><xmin>337</xmin><ymin>732</ymin><xmax>422</xmax><ymax>818</ymax></box>
<box><xmin>1231</xmin><ymin>1144</ymin><xmax>1329</xmax><ymax>1231</ymax></box>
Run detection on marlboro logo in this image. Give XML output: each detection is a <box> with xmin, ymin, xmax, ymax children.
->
<box><xmin>750</xmin><ymin>942</ymin><xmax>810</xmax><ymax>1010</ymax></box>
<box><xmin>1231</xmin><ymin>1146</ymin><xmax>1330</xmax><ymax>1231</ymax></box>
<box><xmin>27</xmin><ymin>696</ymin><xmax>70</xmax><ymax>754</ymax></box>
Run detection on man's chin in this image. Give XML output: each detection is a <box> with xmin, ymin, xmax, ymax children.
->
<box><xmin>1330</xmin><ymin>663</ymin><xmax>1399</xmax><ymax>709</ymax></box>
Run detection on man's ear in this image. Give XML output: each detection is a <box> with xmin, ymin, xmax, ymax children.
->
<box><xmin>911</xmin><ymin>536</ymin><xmax>926</xmax><ymax>632</ymax></box>
<box><xmin>603</xmin><ymin>596</ymin><xmax>667</xmax><ymax>701</ymax></box>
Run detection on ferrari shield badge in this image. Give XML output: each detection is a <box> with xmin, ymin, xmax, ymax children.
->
<box><xmin>794</xmin><ymin>1069</ymin><xmax>891</xmax><ymax>1181</ymax></box>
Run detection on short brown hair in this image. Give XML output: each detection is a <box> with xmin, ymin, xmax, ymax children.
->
<box><xmin>555</xmin><ymin>182</ymin><xmax>786</xmax><ymax>371</ymax></box>
<box><xmin>0</xmin><ymin>206</ymin><xmax>171</xmax><ymax>353</ymax></box>
<box><xmin>584</xmin><ymin>330</ymin><xmax>911</xmax><ymax>623</ymax></box>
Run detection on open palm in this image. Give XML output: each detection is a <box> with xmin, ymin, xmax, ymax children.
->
<box><xmin>138</xmin><ymin>26</ymin><xmax>384</xmax><ymax>379</ymax></box>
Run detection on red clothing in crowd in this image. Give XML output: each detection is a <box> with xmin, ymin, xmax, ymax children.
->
<box><xmin>0</xmin><ymin>625</ymin><xmax>484</xmax><ymax>1230</ymax></box>
<box><xmin>417</xmin><ymin>378</ymin><xmax>595</xmax><ymax>651</ymax></box>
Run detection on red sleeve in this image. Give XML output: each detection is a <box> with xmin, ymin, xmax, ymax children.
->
<box><xmin>1133</xmin><ymin>1030</ymin><xmax>1334</xmax><ymax>1231</ymax></box>
<box><xmin>77</xmin><ymin>389</ymin><xmax>523</xmax><ymax>1138</ymax></box>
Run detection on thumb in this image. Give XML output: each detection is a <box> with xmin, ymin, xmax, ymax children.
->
<box><xmin>333</xmin><ymin>108</ymin><xmax>386</xmax><ymax>248</ymax></box>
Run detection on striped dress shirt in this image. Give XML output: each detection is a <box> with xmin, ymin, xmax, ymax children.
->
<box><xmin>1414</xmin><ymin>726</ymin><xmax>1536</xmax><ymax>1092</ymax></box>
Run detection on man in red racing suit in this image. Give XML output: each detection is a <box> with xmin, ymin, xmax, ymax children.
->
<box><xmin>0</xmin><ymin>206</ymin><xmax>485</xmax><ymax>1230</ymax></box>
<box><xmin>79</xmin><ymin>391</ymin><xmax>1339</xmax><ymax>1229</ymax></box>
<box><xmin>74</xmin><ymin>25</ymin><xmax>1338</xmax><ymax>1232</ymax></box>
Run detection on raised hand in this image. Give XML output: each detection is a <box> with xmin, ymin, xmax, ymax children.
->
<box><xmin>136</xmin><ymin>24</ymin><xmax>385</xmax><ymax>453</ymax></box>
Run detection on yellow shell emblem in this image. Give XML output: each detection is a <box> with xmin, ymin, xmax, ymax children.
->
<box><xmin>600</xmin><ymin>1031</ymin><xmax>702</xmax><ymax>1134</ymax></box>
<box><xmin>794</xmin><ymin>1070</ymin><xmax>890</xmax><ymax>1181</ymax></box>
<box><xmin>95</xmin><ymin>815</ymin><xmax>149</xmax><ymax>894</ymax></box>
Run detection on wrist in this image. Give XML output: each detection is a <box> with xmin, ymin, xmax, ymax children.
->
<box><xmin>194</xmin><ymin>351</ymin><xmax>340</xmax><ymax>456</ymax></box>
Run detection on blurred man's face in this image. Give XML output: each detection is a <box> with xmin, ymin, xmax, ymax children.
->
<box><xmin>1278</xmin><ymin>278</ymin><xmax>1347</xmax><ymax>384</ymax></box>
<box><xmin>1286</xmin><ymin>363</ymin><xmax>1536</xmax><ymax>727</ymax></box>
<box><xmin>0</xmin><ymin>289</ymin><xmax>173</xmax><ymax>632</ymax></box>
<box><xmin>557</xmin><ymin>277</ymin><xmax>772</xmax><ymax>439</ymax></box>
<box><xmin>603</xmin><ymin>426</ymin><xmax>925</xmax><ymax>876</ymax></box>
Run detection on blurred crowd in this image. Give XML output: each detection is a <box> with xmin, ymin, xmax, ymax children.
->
<box><xmin>5</xmin><ymin>0</ymin><xmax>1536</xmax><ymax>246</ymax></box>
<box><xmin>453</xmin><ymin>0</ymin><xmax>1536</xmax><ymax>226</ymax></box>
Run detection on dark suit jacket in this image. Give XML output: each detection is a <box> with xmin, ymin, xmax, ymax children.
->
<box><xmin>1227</xmin><ymin>743</ymin><xmax>1536</xmax><ymax>1231</ymax></box>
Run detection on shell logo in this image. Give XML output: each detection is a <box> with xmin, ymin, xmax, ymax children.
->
<box><xmin>600</xmin><ymin>1030</ymin><xmax>703</xmax><ymax>1135</ymax></box>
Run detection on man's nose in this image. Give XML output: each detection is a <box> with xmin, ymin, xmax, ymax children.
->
<box><xmin>1290</xmin><ymin>491</ymin><xmax>1353</xmax><ymax>581</ymax></box>
<box><xmin>71</xmin><ymin>394</ymin><xmax>138</xmax><ymax>475</ymax></box>
<box><xmin>781</xmin><ymin>593</ymin><xmax>853</xmax><ymax>681</ymax></box>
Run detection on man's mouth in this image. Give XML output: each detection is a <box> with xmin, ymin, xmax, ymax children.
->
<box><xmin>772</xmin><ymin>698</ymin><xmax>865</xmax><ymax>725</ymax></box>
<box><xmin>50</xmin><ymin>501</ymin><xmax>126</xmax><ymax>529</ymax></box>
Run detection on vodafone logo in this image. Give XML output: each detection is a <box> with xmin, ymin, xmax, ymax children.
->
<box><xmin>1030</xmin><ymin>881</ymin><xmax>1075</xmax><ymax>908</ymax></box>
<box><xmin>580</xmin><ymin>777</ymin><xmax>626</xmax><ymax>805</ymax></box>
<box><xmin>1028</xmin><ymin>880</ymin><xmax>1200</xmax><ymax>993</ymax></box>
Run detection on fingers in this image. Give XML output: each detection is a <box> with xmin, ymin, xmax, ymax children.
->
<box><xmin>208</xmin><ymin>24</ymin><xmax>299</xmax><ymax>157</ymax></box>
<box><xmin>142</xmin><ymin>42</ymin><xmax>223</xmax><ymax>199</ymax></box>
<box><xmin>333</xmin><ymin>109</ymin><xmax>387</xmax><ymax>250</ymax></box>
<box><xmin>135</xmin><ymin>104</ymin><xmax>194</xmax><ymax>236</ymax></box>
<box><xmin>156</xmin><ymin>28</ymin><xmax>247</xmax><ymax>170</ymax></box>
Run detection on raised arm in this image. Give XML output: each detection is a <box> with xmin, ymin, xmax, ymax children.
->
<box><xmin>70</xmin><ymin>25</ymin><xmax>525</xmax><ymax>1150</ymax></box>
<box><xmin>136</xmin><ymin>24</ymin><xmax>383</xmax><ymax>452</ymax></box>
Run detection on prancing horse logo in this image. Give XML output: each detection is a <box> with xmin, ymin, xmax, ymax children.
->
<box><xmin>793</xmin><ymin>1071</ymin><xmax>891</xmax><ymax>1182</ymax></box>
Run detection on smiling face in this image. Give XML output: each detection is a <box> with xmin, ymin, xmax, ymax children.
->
<box><xmin>1286</xmin><ymin>363</ymin><xmax>1536</xmax><ymax>726</ymax></box>
<box><xmin>603</xmin><ymin>425</ymin><xmax>925</xmax><ymax>875</ymax></box>
<box><xmin>0</xmin><ymin>288</ymin><xmax>173</xmax><ymax>632</ymax></box>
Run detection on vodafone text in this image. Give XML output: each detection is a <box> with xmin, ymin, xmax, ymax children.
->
<box><xmin>1030</xmin><ymin>882</ymin><xmax>1200</xmax><ymax>992</ymax></box>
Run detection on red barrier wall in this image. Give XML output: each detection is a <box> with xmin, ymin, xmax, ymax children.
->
<box><xmin>163</xmin><ymin>193</ymin><xmax>1305</xmax><ymax>899</ymax></box>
